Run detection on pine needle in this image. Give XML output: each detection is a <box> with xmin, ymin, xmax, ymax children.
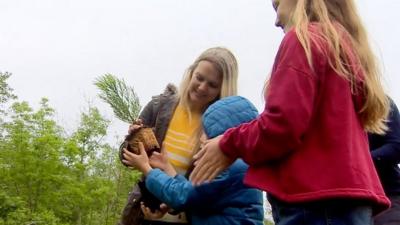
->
<box><xmin>94</xmin><ymin>74</ymin><xmax>141</xmax><ymax>124</ymax></box>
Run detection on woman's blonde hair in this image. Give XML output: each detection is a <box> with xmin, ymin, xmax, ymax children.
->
<box><xmin>178</xmin><ymin>47</ymin><xmax>239</xmax><ymax>155</ymax></box>
<box><xmin>178</xmin><ymin>47</ymin><xmax>238</xmax><ymax>110</ymax></box>
<box><xmin>289</xmin><ymin>0</ymin><xmax>388</xmax><ymax>134</ymax></box>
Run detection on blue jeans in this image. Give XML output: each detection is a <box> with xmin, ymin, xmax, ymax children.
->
<box><xmin>267</xmin><ymin>194</ymin><xmax>373</xmax><ymax>225</ymax></box>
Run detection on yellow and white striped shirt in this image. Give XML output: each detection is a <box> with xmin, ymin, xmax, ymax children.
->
<box><xmin>163</xmin><ymin>104</ymin><xmax>201</xmax><ymax>175</ymax></box>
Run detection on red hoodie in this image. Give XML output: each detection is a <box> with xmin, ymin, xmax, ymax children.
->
<box><xmin>220</xmin><ymin>27</ymin><xmax>390</xmax><ymax>214</ymax></box>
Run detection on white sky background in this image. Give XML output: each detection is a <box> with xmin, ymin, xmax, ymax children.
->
<box><xmin>1</xmin><ymin>0</ymin><xmax>399</xmax><ymax>144</ymax></box>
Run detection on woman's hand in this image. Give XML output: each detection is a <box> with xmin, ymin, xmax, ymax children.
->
<box><xmin>189</xmin><ymin>135</ymin><xmax>234</xmax><ymax>185</ymax></box>
<box><xmin>149</xmin><ymin>147</ymin><xmax>177</xmax><ymax>177</ymax></box>
<box><xmin>141</xmin><ymin>202</ymin><xmax>169</xmax><ymax>220</ymax></box>
<box><xmin>122</xmin><ymin>142</ymin><xmax>152</xmax><ymax>175</ymax></box>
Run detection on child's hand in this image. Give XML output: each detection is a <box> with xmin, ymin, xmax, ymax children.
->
<box><xmin>141</xmin><ymin>202</ymin><xmax>169</xmax><ymax>219</ymax></box>
<box><xmin>122</xmin><ymin>142</ymin><xmax>152</xmax><ymax>175</ymax></box>
<box><xmin>149</xmin><ymin>147</ymin><xmax>177</xmax><ymax>177</ymax></box>
<box><xmin>128</xmin><ymin>119</ymin><xmax>143</xmax><ymax>134</ymax></box>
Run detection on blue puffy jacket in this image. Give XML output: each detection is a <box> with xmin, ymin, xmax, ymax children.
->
<box><xmin>145</xmin><ymin>96</ymin><xmax>264</xmax><ymax>225</ymax></box>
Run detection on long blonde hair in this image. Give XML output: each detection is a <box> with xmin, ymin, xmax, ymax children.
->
<box><xmin>178</xmin><ymin>47</ymin><xmax>239</xmax><ymax>154</ymax></box>
<box><xmin>178</xmin><ymin>47</ymin><xmax>238</xmax><ymax>109</ymax></box>
<box><xmin>289</xmin><ymin>0</ymin><xmax>388</xmax><ymax>134</ymax></box>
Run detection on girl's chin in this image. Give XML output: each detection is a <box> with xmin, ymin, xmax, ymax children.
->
<box><xmin>190</xmin><ymin>96</ymin><xmax>203</xmax><ymax>105</ymax></box>
<box><xmin>190</xmin><ymin>92</ymin><xmax>201</xmax><ymax>101</ymax></box>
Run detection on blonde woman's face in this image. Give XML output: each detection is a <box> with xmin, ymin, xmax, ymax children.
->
<box><xmin>272</xmin><ymin>0</ymin><xmax>297</xmax><ymax>32</ymax></box>
<box><xmin>188</xmin><ymin>60</ymin><xmax>222</xmax><ymax>111</ymax></box>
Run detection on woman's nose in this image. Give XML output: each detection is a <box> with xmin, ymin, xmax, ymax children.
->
<box><xmin>198</xmin><ymin>82</ymin><xmax>208</xmax><ymax>92</ymax></box>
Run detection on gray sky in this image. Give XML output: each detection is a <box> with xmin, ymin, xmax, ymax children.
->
<box><xmin>1</xmin><ymin>0</ymin><xmax>399</xmax><ymax>143</ymax></box>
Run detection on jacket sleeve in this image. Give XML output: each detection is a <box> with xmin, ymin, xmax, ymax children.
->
<box><xmin>145</xmin><ymin>169</ymin><xmax>230</xmax><ymax>211</ymax></box>
<box><xmin>370</xmin><ymin>99</ymin><xmax>400</xmax><ymax>164</ymax></box>
<box><xmin>220</xmin><ymin>31</ymin><xmax>318</xmax><ymax>165</ymax></box>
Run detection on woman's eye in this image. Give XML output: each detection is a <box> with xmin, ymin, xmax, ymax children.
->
<box><xmin>196</xmin><ymin>74</ymin><xmax>204</xmax><ymax>82</ymax></box>
<box><xmin>208</xmin><ymin>83</ymin><xmax>218</xmax><ymax>89</ymax></box>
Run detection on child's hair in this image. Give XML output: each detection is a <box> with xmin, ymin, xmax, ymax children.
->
<box><xmin>290</xmin><ymin>0</ymin><xmax>389</xmax><ymax>134</ymax></box>
<box><xmin>202</xmin><ymin>96</ymin><xmax>258</xmax><ymax>138</ymax></box>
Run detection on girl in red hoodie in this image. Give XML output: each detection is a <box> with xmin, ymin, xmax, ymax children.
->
<box><xmin>190</xmin><ymin>0</ymin><xmax>391</xmax><ymax>224</ymax></box>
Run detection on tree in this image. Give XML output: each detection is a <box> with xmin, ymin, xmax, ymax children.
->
<box><xmin>0</xmin><ymin>71</ymin><xmax>16</xmax><ymax>109</ymax></box>
<box><xmin>0</xmin><ymin>71</ymin><xmax>17</xmax><ymax>138</ymax></box>
<box><xmin>0</xmin><ymin>98</ymin><xmax>68</xmax><ymax>224</ymax></box>
<box><xmin>0</xmin><ymin>73</ymin><xmax>145</xmax><ymax>225</ymax></box>
<box><xmin>62</xmin><ymin>105</ymin><xmax>141</xmax><ymax>225</ymax></box>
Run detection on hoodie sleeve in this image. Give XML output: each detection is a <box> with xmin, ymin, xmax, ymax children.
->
<box><xmin>370</xmin><ymin>99</ymin><xmax>400</xmax><ymax>164</ymax></box>
<box><xmin>219</xmin><ymin>30</ymin><xmax>318</xmax><ymax>165</ymax></box>
<box><xmin>145</xmin><ymin>169</ymin><xmax>230</xmax><ymax>211</ymax></box>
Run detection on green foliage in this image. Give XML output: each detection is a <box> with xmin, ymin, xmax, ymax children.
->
<box><xmin>0</xmin><ymin>71</ymin><xmax>17</xmax><ymax>139</ymax></box>
<box><xmin>94</xmin><ymin>74</ymin><xmax>141</xmax><ymax>123</ymax></box>
<box><xmin>0</xmin><ymin>71</ymin><xmax>16</xmax><ymax>107</ymax></box>
<box><xmin>0</xmin><ymin>77</ymin><xmax>141</xmax><ymax>225</ymax></box>
<box><xmin>0</xmin><ymin>191</ymin><xmax>22</xmax><ymax>221</ymax></box>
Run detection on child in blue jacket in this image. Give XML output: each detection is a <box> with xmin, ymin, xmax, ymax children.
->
<box><xmin>122</xmin><ymin>96</ymin><xmax>264</xmax><ymax>225</ymax></box>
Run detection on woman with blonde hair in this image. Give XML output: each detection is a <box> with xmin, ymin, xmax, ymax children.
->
<box><xmin>119</xmin><ymin>47</ymin><xmax>239</xmax><ymax>225</ymax></box>
<box><xmin>122</xmin><ymin>96</ymin><xmax>264</xmax><ymax>225</ymax></box>
<box><xmin>191</xmin><ymin>0</ymin><xmax>391</xmax><ymax>224</ymax></box>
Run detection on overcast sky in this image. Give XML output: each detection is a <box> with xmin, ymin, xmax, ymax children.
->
<box><xmin>1</xmin><ymin>0</ymin><xmax>399</xmax><ymax>143</ymax></box>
